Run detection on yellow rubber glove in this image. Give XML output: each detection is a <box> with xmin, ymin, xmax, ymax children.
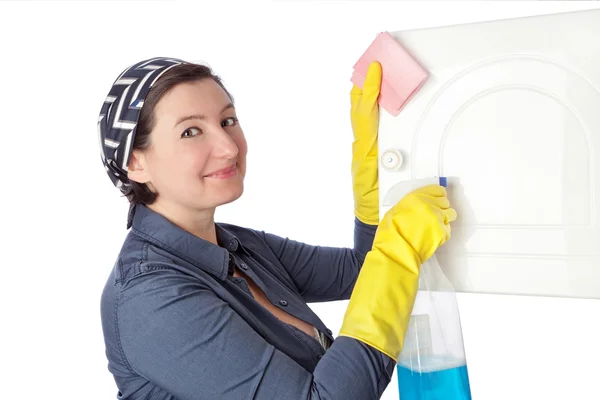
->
<box><xmin>339</xmin><ymin>184</ymin><xmax>458</xmax><ymax>361</ymax></box>
<box><xmin>351</xmin><ymin>62</ymin><xmax>382</xmax><ymax>225</ymax></box>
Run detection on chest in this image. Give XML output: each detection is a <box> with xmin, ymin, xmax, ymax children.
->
<box><xmin>233</xmin><ymin>268</ymin><xmax>318</xmax><ymax>340</ymax></box>
<box><xmin>222</xmin><ymin>252</ymin><xmax>332</xmax><ymax>372</ymax></box>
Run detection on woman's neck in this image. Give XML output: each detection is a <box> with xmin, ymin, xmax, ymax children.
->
<box><xmin>147</xmin><ymin>201</ymin><xmax>218</xmax><ymax>245</ymax></box>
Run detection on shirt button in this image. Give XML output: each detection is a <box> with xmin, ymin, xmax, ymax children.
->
<box><xmin>240</xmin><ymin>262</ymin><xmax>248</xmax><ymax>270</ymax></box>
<box><xmin>279</xmin><ymin>299</ymin><xmax>288</xmax><ymax>306</ymax></box>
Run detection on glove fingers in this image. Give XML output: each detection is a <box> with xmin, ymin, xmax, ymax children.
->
<box><xmin>444</xmin><ymin>222</ymin><xmax>452</xmax><ymax>242</ymax></box>
<box><xmin>350</xmin><ymin>62</ymin><xmax>381</xmax><ymax>96</ymax></box>
<box><xmin>351</xmin><ymin>83</ymin><xmax>363</xmax><ymax>97</ymax></box>
<box><xmin>362</xmin><ymin>62</ymin><xmax>382</xmax><ymax>105</ymax></box>
<box><xmin>413</xmin><ymin>192</ymin><xmax>450</xmax><ymax>209</ymax></box>
<box><xmin>412</xmin><ymin>184</ymin><xmax>447</xmax><ymax>198</ymax></box>
<box><xmin>441</xmin><ymin>209</ymin><xmax>456</xmax><ymax>243</ymax></box>
<box><xmin>444</xmin><ymin>207</ymin><xmax>458</xmax><ymax>224</ymax></box>
<box><xmin>430</xmin><ymin>203</ymin><xmax>457</xmax><ymax>225</ymax></box>
<box><xmin>427</xmin><ymin>208</ymin><xmax>454</xmax><ymax>245</ymax></box>
<box><xmin>436</xmin><ymin>196</ymin><xmax>450</xmax><ymax>210</ymax></box>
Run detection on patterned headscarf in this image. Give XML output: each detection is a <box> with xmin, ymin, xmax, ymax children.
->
<box><xmin>98</xmin><ymin>57</ymin><xmax>188</xmax><ymax>189</ymax></box>
<box><xmin>97</xmin><ymin>57</ymin><xmax>188</xmax><ymax>227</ymax></box>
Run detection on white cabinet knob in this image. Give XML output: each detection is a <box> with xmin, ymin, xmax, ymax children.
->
<box><xmin>381</xmin><ymin>149</ymin><xmax>403</xmax><ymax>171</ymax></box>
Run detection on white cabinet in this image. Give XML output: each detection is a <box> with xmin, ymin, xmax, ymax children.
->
<box><xmin>379</xmin><ymin>9</ymin><xmax>600</xmax><ymax>299</ymax></box>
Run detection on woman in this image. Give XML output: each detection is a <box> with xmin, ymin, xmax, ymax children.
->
<box><xmin>99</xmin><ymin>57</ymin><xmax>456</xmax><ymax>399</ymax></box>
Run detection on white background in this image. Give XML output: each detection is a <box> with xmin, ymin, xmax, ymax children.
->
<box><xmin>1</xmin><ymin>1</ymin><xmax>599</xmax><ymax>399</ymax></box>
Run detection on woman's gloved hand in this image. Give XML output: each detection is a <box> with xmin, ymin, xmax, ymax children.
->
<box><xmin>338</xmin><ymin>184</ymin><xmax>458</xmax><ymax>361</ymax></box>
<box><xmin>351</xmin><ymin>61</ymin><xmax>382</xmax><ymax>226</ymax></box>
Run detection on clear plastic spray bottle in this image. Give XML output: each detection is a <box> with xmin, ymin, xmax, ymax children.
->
<box><xmin>394</xmin><ymin>177</ymin><xmax>472</xmax><ymax>400</ymax></box>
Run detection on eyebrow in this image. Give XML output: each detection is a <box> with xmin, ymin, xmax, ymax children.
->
<box><xmin>173</xmin><ymin>102</ymin><xmax>235</xmax><ymax>128</ymax></box>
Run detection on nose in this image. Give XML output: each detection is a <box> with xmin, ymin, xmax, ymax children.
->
<box><xmin>210</xmin><ymin>126</ymin><xmax>239</xmax><ymax>159</ymax></box>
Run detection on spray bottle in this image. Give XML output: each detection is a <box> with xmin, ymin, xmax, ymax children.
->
<box><xmin>391</xmin><ymin>177</ymin><xmax>472</xmax><ymax>400</ymax></box>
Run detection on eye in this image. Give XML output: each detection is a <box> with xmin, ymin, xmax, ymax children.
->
<box><xmin>181</xmin><ymin>127</ymin><xmax>201</xmax><ymax>138</ymax></box>
<box><xmin>222</xmin><ymin>117</ymin><xmax>238</xmax><ymax>127</ymax></box>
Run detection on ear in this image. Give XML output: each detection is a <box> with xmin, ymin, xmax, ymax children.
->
<box><xmin>127</xmin><ymin>149</ymin><xmax>151</xmax><ymax>184</ymax></box>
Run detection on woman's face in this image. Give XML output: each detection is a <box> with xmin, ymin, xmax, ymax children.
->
<box><xmin>130</xmin><ymin>78</ymin><xmax>247</xmax><ymax>212</ymax></box>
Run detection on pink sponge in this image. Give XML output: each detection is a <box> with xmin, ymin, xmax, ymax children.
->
<box><xmin>351</xmin><ymin>31</ymin><xmax>429</xmax><ymax>117</ymax></box>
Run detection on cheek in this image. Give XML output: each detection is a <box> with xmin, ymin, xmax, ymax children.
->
<box><xmin>183</xmin><ymin>145</ymin><xmax>211</xmax><ymax>174</ymax></box>
<box><xmin>156</xmin><ymin>143</ymin><xmax>210</xmax><ymax>183</ymax></box>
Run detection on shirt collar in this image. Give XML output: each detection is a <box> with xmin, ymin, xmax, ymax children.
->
<box><xmin>129</xmin><ymin>204</ymin><xmax>241</xmax><ymax>280</ymax></box>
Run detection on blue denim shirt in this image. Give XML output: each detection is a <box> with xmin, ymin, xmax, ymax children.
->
<box><xmin>100</xmin><ymin>204</ymin><xmax>395</xmax><ymax>399</ymax></box>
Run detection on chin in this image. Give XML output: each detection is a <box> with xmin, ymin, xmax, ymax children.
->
<box><xmin>215</xmin><ymin>182</ymin><xmax>245</xmax><ymax>207</ymax></box>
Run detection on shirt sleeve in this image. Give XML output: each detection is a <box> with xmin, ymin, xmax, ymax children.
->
<box><xmin>117</xmin><ymin>269</ymin><xmax>395</xmax><ymax>400</ymax></box>
<box><xmin>260</xmin><ymin>217</ymin><xmax>378</xmax><ymax>303</ymax></box>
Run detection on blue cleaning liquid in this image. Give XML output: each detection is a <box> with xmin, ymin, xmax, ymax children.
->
<box><xmin>397</xmin><ymin>363</ymin><xmax>472</xmax><ymax>400</ymax></box>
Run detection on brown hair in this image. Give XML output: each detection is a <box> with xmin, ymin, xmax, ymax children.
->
<box><xmin>122</xmin><ymin>63</ymin><xmax>234</xmax><ymax>206</ymax></box>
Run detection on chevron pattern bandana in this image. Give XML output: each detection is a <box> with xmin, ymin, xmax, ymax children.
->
<box><xmin>98</xmin><ymin>57</ymin><xmax>187</xmax><ymax>190</ymax></box>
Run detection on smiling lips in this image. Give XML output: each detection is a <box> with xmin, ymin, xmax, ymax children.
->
<box><xmin>204</xmin><ymin>164</ymin><xmax>238</xmax><ymax>179</ymax></box>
